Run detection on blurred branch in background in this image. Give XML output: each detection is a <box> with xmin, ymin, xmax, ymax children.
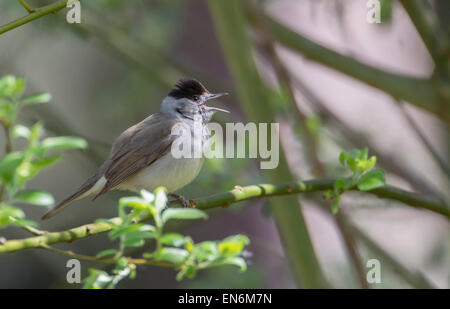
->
<box><xmin>248</xmin><ymin>2</ymin><xmax>368</xmax><ymax>288</ymax></box>
<box><xmin>397</xmin><ymin>101</ymin><xmax>450</xmax><ymax>182</ymax></box>
<box><xmin>399</xmin><ymin>0</ymin><xmax>449</xmax><ymax>66</ymax></box>
<box><xmin>208</xmin><ymin>0</ymin><xmax>328</xmax><ymax>288</ymax></box>
<box><xmin>347</xmin><ymin>218</ymin><xmax>436</xmax><ymax>289</ymax></box>
<box><xmin>1</xmin><ymin>0</ymin><xmax>448</xmax><ymax>289</ymax></box>
<box><xmin>251</xmin><ymin>9</ymin><xmax>450</xmax><ymax>125</ymax></box>
<box><xmin>287</xmin><ymin>74</ymin><xmax>448</xmax><ymax>203</ymax></box>
<box><xmin>247</xmin><ymin>1</ymin><xmax>449</xmax><ymax>288</ymax></box>
<box><xmin>66</xmin><ymin>8</ymin><xmax>229</xmax><ymax>92</ymax></box>
<box><xmin>1</xmin><ymin>178</ymin><xmax>448</xmax><ymax>254</ymax></box>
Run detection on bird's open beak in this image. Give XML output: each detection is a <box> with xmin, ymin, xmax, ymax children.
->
<box><xmin>206</xmin><ymin>106</ymin><xmax>230</xmax><ymax>113</ymax></box>
<box><xmin>203</xmin><ymin>92</ymin><xmax>230</xmax><ymax>113</ymax></box>
<box><xmin>206</xmin><ymin>92</ymin><xmax>228</xmax><ymax>100</ymax></box>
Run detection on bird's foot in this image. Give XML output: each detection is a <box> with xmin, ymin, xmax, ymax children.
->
<box><xmin>168</xmin><ymin>193</ymin><xmax>192</xmax><ymax>208</ymax></box>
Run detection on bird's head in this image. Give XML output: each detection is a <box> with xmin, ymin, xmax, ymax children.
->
<box><xmin>161</xmin><ymin>78</ymin><xmax>228</xmax><ymax>122</ymax></box>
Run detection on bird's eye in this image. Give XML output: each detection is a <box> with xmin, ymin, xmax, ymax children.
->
<box><xmin>192</xmin><ymin>95</ymin><xmax>199</xmax><ymax>102</ymax></box>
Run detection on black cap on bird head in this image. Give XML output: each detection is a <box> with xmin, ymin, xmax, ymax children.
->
<box><xmin>168</xmin><ymin>78</ymin><xmax>209</xmax><ymax>100</ymax></box>
<box><xmin>168</xmin><ymin>78</ymin><xmax>229</xmax><ymax>115</ymax></box>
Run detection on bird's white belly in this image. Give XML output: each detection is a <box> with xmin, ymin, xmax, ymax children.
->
<box><xmin>115</xmin><ymin>153</ymin><xmax>205</xmax><ymax>193</ymax></box>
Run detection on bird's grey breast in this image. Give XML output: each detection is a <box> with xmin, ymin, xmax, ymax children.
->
<box><xmin>115</xmin><ymin>116</ymin><xmax>209</xmax><ymax>193</ymax></box>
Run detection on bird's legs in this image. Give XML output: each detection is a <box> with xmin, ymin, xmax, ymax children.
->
<box><xmin>168</xmin><ymin>193</ymin><xmax>191</xmax><ymax>208</ymax></box>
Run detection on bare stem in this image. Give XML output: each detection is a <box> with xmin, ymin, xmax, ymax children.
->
<box><xmin>0</xmin><ymin>178</ymin><xmax>448</xmax><ymax>254</ymax></box>
<box><xmin>0</xmin><ymin>0</ymin><xmax>71</xmax><ymax>35</ymax></box>
<box><xmin>250</xmin><ymin>10</ymin><xmax>449</xmax><ymax>125</ymax></box>
<box><xmin>39</xmin><ymin>244</ymin><xmax>174</xmax><ymax>267</ymax></box>
<box><xmin>398</xmin><ymin>101</ymin><xmax>450</xmax><ymax>181</ymax></box>
<box><xmin>18</xmin><ymin>0</ymin><xmax>35</xmax><ymax>13</ymax></box>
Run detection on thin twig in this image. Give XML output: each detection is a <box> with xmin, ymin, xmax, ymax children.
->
<box><xmin>0</xmin><ymin>0</ymin><xmax>71</xmax><ymax>35</ymax></box>
<box><xmin>248</xmin><ymin>10</ymin><xmax>448</xmax><ymax>125</ymax></box>
<box><xmin>39</xmin><ymin>244</ymin><xmax>174</xmax><ymax>267</ymax></box>
<box><xmin>0</xmin><ymin>178</ymin><xmax>448</xmax><ymax>254</ymax></box>
<box><xmin>289</xmin><ymin>73</ymin><xmax>447</xmax><ymax>202</ymax></box>
<box><xmin>399</xmin><ymin>0</ymin><xmax>449</xmax><ymax>65</ymax></box>
<box><xmin>250</xmin><ymin>5</ymin><xmax>369</xmax><ymax>288</ymax></box>
<box><xmin>18</xmin><ymin>0</ymin><xmax>35</xmax><ymax>13</ymax></box>
<box><xmin>398</xmin><ymin>101</ymin><xmax>450</xmax><ymax>181</ymax></box>
<box><xmin>346</xmin><ymin>219</ymin><xmax>436</xmax><ymax>289</ymax></box>
<box><xmin>9</xmin><ymin>217</ymin><xmax>46</xmax><ymax>236</ymax></box>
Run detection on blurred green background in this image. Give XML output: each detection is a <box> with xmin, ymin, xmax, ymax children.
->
<box><xmin>0</xmin><ymin>0</ymin><xmax>449</xmax><ymax>288</ymax></box>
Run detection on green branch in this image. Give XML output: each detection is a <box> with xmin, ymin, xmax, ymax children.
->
<box><xmin>254</xmin><ymin>12</ymin><xmax>449</xmax><ymax>125</ymax></box>
<box><xmin>40</xmin><ymin>244</ymin><xmax>174</xmax><ymax>267</ymax></box>
<box><xmin>1</xmin><ymin>179</ymin><xmax>448</xmax><ymax>254</ymax></box>
<box><xmin>399</xmin><ymin>0</ymin><xmax>449</xmax><ymax>65</ymax></box>
<box><xmin>18</xmin><ymin>0</ymin><xmax>35</xmax><ymax>13</ymax></box>
<box><xmin>0</xmin><ymin>0</ymin><xmax>71</xmax><ymax>35</ymax></box>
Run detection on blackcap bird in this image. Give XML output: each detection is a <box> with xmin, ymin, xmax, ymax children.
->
<box><xmin>42</xmin><ymin>78</ymin><xmax>228</xmax><ymax>219</ymax></box>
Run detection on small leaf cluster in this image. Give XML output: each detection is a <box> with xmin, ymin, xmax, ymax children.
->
<box><xmin>325</xmin><ymin>147</ymin><xmax>386</xmax><ymax>213</ymax></box>
<box><xmin>83</xmin><ymin>188</ymin><xmax>250</xmax><ymax>288</ymax></box>
<box><xmin>83</xmin><ymin>257</ymin><xmax>137</xmax><ymax>289</ymax></box>
<box><xmin>0</xmin><ymin>75</ymin><xmax>87</xmax><ymax>228</ymax></box>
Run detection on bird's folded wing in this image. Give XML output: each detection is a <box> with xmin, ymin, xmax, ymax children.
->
<box><xmin>95</xmin><ymin>113</ymin><xmax>180</xmax><ymax>196</ymax></box>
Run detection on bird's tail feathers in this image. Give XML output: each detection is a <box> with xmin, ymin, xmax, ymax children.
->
<box><xmin>41</xmin><ymin>191</ymin><xmax>85</xmax><ymax>220</ymax></box>
<box><xmin>41</xmin><ymin>174</ymin><xmax>103</xmax><ymax>220</ymax></box>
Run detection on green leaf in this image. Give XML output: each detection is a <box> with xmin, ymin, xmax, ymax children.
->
<box><xmin>339</xmin><ymin>151</ymin><xmax>347</xmax><ymax>166</ymax></box>
<box><xmin>0</xmin><ymin>75</ymin><xmax>25</xmax><ymax>99</ymax></box>
<box><xmin>122</xmin><ymin>237</ymin><xmax>145</xmax><ymax>247</ymax></box>
<box><xmin>347</xmin><ymin>149</ymin><xmax>362</xmax><ymax>159</ymax></box>
<box><xmin>156</xmin><ymin>247</ymin><xmax>189</xmax><ymax>264</ymax></box>
<box><xmin>220</xmin><ymin>256</ymin><xmax>247</xmax><ymax>272</ymax></box>
<box><xmin>154</xmin><ymin>187</ymin><xmax>167</xmax><ymax>215</ymax></box>
<box><xmin>218</xmin><ymin>235</ymin><xmax>250</xmax><ymax>256</ymax></box>
<box><xmin>11</xmin><ymin>125</ymin><xmax>30</xmax><ymax>139</ymax></box>
<box><xmin>331</xmin><ymin>198</ymin><xmax>340</xmax><ymax>214</ymax></box>
<box><xmin>96</xmin><ymin>249</ymin><xmax>118</xmax><ymax>258</ymax></box>
<box><xmin>119</xmin><ymin>197</ymin><xmax>149</xmax><ymax>211</ymax></box>
<box><xmin>13</xmin><ymin>190</ymin><xmax>54</xmax><ymax>206</ymax></box>
<box><xmin>357</xmin><ymin>169</ymin><xmax>386</xmax><ymax>191</ymax></box>
<box><xmin>122</xmin><ymin>230</ymin><xmax>156</xmax><ymax>241</ymax></box>
<box><xmin>195</xmin><ymin>241</ymin><xmax>218</xmax><ymax>262</ymax></box>
<box><xmin>160</xmin><ymin>233</ymin><xmax>187</xmax><ymax>247</ymax></box>
<box><xmin>16</xmin><ymin>161</ymin><xmax>41</xmax><ymax>183</ymax></box>
<box><xmin>0</xmin><ymin>99</ymin><xmax>17</xmax><ymax>126</ymax></box>
<box><xmin>0</xmin><ymin>205</ymin><xmax>25</xmax><ymax>226</ymax></box>
<box><xmin>40</xmin><ymin>136</ymin><xmax>88</xmax><ymax>152</ymax></box>
<box><xmin>176</xmin><ymin>264</ymin><xmax>197</xmax><ymax>281</ymax></box>
<box><xmin>29</xmin><ymin>122</ymin><xmax>44</xmax><ymax>145</ymax></box>
<box><xmin>108</xmin><ymin>224</ymin><xmax>154</xmax><ymax>240</ymax></box>
<box><xmin>357</xmin><ymin>156</ymin><xmax>377</xmax><ymax>172</ymax></box>
<box><xmin>346</xmin><ymin>157</ymin><xmax>357</xmax><ymax>172</ymax></box>
<box><xmin>334</xmin><ymin>178</ymin><xmax>346</xmax><ymax>193</ymax></box>
<box><xmin>140</xmin><ymin>189</ymin><xmax>154</xmax><ymax>203</ymax></box>
<box><xmin>161</xmin><ymin>208</ymin><xmax>208</xmax><ymax>224</ymax></box>
<box><xmin>118</xmin><ymin>196</ymin><xmax>149</xmax><ymax>220</ymax></box>
<box><xmin>361</xmin><ymin>147</ymin><xmax>369</xmax><ymax>160</ymax></box>
<box><xmin>21</xmin><ymin>92</ymin><xmax>52</xmax><ymax>105</ymax></box>
<box><xmin>0</xmin><ymin>76</ymin><xmax>14</xmax><ymax>97</ymax></box>
<box><xmin>0</xmin><ymin>151</ymin><xmax>24</xmax><ymax>182</ymax></box>
<box><xmin>115</xmin><ymin>257</ymin><xmax>129</xmax><ymax>270</ymax></box>
<box><xmin>32</xmin><ymin>155</ymin><xmax>61</xmax><ymax>168</ymax></box>
<box><xmin>83</xmin><ymin>269</ymin><xmax>111</xmax><ymax>289</ymax></box>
